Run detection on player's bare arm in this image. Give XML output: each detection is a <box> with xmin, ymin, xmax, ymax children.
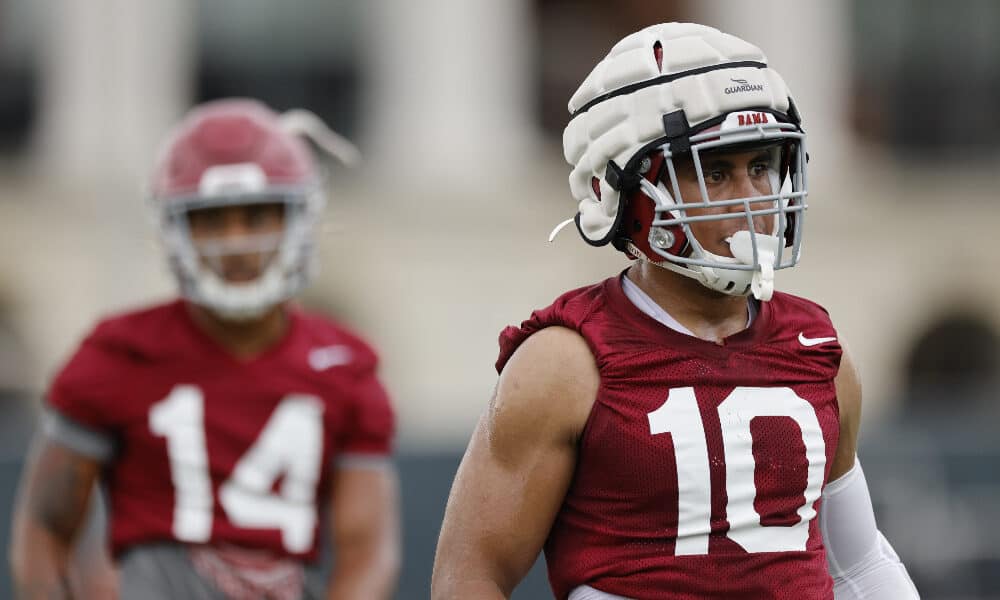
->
<box><xmin>10</xmin><ymin>436</ymin><xmax>101</xmax><ymax>600</ymax></box>
<box><xmin>828</xmin><ymin>343</ymin><xmax>862</xmax><ymax>481</ymax></box>
<box><xmin>326</xmin><ymin>465</ymin><xmax>401</xmax><ymax>600</ymax></box>
<box><xmin>431</xmin><ymin>326</ymin><xmax>598</xmax><ymax>600</ymax></box>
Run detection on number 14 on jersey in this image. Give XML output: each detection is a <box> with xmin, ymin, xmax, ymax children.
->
<box><xmin>150</xmin><ymin>385</ymin><xmax>325</xmax><ymax>553</ymax></box>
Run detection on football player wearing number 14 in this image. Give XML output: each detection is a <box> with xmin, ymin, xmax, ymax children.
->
<box><xmin>433</xmin><ymin>23</ymin><xmax>919</xmax><ymax>600</ymax></box>
<box><xmin>10</xmin><ymin>100</ymin><xmax>399</xmax><ymax>599</ymax></box>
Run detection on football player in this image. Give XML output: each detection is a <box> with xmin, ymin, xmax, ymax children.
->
<box><xmin>432</xmin><ymin>23</ymin><xmax>919</xmax><ymax>600</ymax></box>
<box><xmin>10</xmin><ymin>99</ymin><xmax>399</xmax><ymax>600</ymax></box>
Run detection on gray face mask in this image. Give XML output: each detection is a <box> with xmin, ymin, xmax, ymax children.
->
<box><xmin>158</xmin><ymin>190</ymin><xmax>323</xmax><ymax>321</ymax></box>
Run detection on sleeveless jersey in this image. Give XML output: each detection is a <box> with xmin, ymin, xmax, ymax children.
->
<box><xmin>47</xmin><ymin>299</ymin><xmax>394</xmax><ymax>560</ymax></box>
<box><xmin>497</xmin><ymin>274</ymin><xmax>842</xmax><ymax>600</ymax></box>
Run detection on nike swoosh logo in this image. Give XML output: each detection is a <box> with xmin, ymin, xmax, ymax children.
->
<box><xmin>308</xmin><ymin>345</ymin><xmax>353</xmax><ymax>371</ymax></box>
<box><xmin>798</xmin><ymin>332</ymin><xmax>837</xmax><ymax>347</ymax></box>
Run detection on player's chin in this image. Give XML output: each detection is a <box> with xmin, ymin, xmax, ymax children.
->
<box><xmin>218</xmin><ymin>261</ymin><xmax>267</xmax><ymax>283</ymax></box>
<box><xmin>221</xmin><ymin>272</ymin><xmax>263</xmax><ymax>284</ymax></box>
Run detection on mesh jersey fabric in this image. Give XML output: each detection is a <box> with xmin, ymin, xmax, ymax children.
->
<box><xmin>497</xmin><ymin>273</ymin><xmax>842</xmax><ymax>600</ymax></box>
<box><xmin>47</xmin><ymin>299</ymin><xmax>394</xmax><ymax>560</ymax></box>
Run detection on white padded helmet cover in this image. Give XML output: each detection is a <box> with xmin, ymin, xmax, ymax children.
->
<box><xmin>563</xmin><ymin>22</ymin><xmax>794</xmax><ymax>244</ymax></box>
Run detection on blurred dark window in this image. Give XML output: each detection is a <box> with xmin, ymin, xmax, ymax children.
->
<box><xmin>0</xmin><ymin>0</ymin><xmax>39</xmax><ymax>153</ymax></box>
<box><xmin>850</xmin><ymin>0</ymin><xmax>1000</xmax><ymax>159</ymax></box>
<box><xmin>196</xmin><ymin>0</ymin><xmax>363</xmax><ymax>138</ymax></box>
<box><xmin>861</xmin><ymin>310</ymin><xmax>1000</xmax><ymax>598</ymax></box>
<box><xmin>903</xmin><ymin>311</ymin><xmax>999</xmax><ymax>411</ymax></box>
<box><xmin>532</xmin><ymin>0</ymin><xmax>691</xmax><ymax>139</ymax></box>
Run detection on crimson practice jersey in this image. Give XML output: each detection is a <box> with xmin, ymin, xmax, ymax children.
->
<box><xmin>497</xmin><ymin>275</ymin><xmax>842</xmax><ymax>600</ymax></box>
<box><xmin>47</xmin><ymin>299</ymin><xmax>394</xmax><ymax>560</ymax></box>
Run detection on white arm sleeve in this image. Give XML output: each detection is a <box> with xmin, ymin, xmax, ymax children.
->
<box><xmin>820</xmin><ymin>461</ymin><xmax>920</xmax><ymax>599</ymax></box>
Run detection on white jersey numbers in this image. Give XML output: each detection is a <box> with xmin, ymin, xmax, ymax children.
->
<box><xmin>718</xmin><ymin>387</ymin><xmax>825</xmax><ymax>553</ymax></box>
<box><xmin>150</xmin><ymin>385</ymin><xmax>325</xmax><ymax>553</ymax></box>
<box><xmin>219</xmin><ymin>395</ymin><xmax>324</xmax><ymax>553</ymax></box>
<box><xmin>149</xmin><ymin>385</ymin><xmax>213</xmax><ymax>543</ymax></box>
<box><xmin>647</xmin><ymin>386</ymin><xmax>826</xmax><ymax>555</ymax></box>
<box><xmin>647</xmin><ymin>387</ymin><xmax>712</xmax><ymax>555</ymax></box>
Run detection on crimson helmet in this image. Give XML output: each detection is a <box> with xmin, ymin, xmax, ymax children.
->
<box><xmin>149</xmin><ymin>98</ymin><xmax>325</xmax><ymax>319</ymax></box>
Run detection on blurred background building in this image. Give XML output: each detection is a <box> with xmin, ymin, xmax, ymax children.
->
<box><xmin>1</xmin><ymin>0</ymin><xmax>998</xmax><ymax>598</ymax></box>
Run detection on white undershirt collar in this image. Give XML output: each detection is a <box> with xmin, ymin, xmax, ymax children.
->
<box><xmin>621</xmin><ymin>275</ymin><xmax>756</xmax><ymax>337</ymax></box>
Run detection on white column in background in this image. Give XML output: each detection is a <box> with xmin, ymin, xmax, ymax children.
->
<box><xmin>33</xmin><ymin>1</ymin><xmax>196</xmax><ymax>186</ymax></box>
<box><xmin>362</xmin><ymin>0</ymin><xmax>536</xmax><ymax>189</ymax></box>
<box><xmin>22</xmin><ymin>1</ymin><xmax>193</xmax><ymax>391</ymax></box>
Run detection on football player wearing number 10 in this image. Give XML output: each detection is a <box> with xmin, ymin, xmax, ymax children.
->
<box><xmin>433</xmin><ymin>23</ymin><xmax>919</xmax><ymax>600</ymax></box>
<box><xmin>10</xmin><ymin>99</ymin><xmax>399</xmax><ymax>599</ymax></box>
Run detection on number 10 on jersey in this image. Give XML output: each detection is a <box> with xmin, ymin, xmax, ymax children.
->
<box><xmin>647</xmin><ymin>386</ymin><xmax>826</xmax><ymax>555</ymax></box>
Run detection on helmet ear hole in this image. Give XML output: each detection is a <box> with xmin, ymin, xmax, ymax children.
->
<box><xmin>653</xmin><ymin>41</ymin><xmax>663</xmax><ymax>73</ymax></box>
<box><xmin>617</xmin><ymin>174</ymin><xmax>690</xmax><ymax>261</ymax></box>
<box><xmin>591</xmin><ymin>176</ymin><xmax>602</xmax><ymax>201</ymax></box>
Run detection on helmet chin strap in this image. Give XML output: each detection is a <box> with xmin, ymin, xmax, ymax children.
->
<box><xmin>626</xmin><ymin>230</ymin><xmax>778</xmax><ymax>301</ymax></box>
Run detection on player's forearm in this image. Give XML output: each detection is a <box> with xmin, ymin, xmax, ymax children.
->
<box><xmin>431</xmin><ymin>553</ymin><xmax>521</xmax><ymax>600</ymax></box>
<box><xmin>10</xmin><ymin>438</ymin><xmax>103</xmax><ymax>599</ymax></box>
<box><xmin>10</xmin><ymin>522</ymin><xmax>74</xmax><ymax>600</ymax></box>
<box><xmin>326</xmin><ymin>547</ymin><xmax>400</xmax><ymax>600</ymax></box>
<box><xmin>431</xmin><ymin>575</ymin><xmax>510</xmax><ymax>600</ymax></box>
